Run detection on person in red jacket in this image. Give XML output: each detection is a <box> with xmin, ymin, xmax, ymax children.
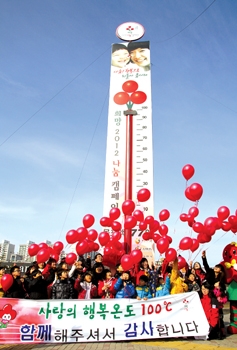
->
<box><xmin>98</xmin><ymin>269</ymin><xmax>117</xmax><ymax>299</ymax></box>
<box><xmin>200</xmin><ymin>281</ymin><xmax>220</xmax><ymax>340</ymax></box>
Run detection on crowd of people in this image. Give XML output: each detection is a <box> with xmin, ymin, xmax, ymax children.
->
<box><xmin>0</xmin><ymin>250</ymin><xmax>228</xmax><ymax>340</ymax></box>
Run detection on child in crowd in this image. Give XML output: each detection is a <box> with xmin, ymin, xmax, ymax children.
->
<box><xmin>187</xmin><ymin>273</ymin><xmax>200</xmax><ymax>292</ymax></box>
<box><xmin>114</xmin><ymin>271</ymin><xmax>136</xmax><ymax>298</ymax></box>
<box><xmin>155</xmin><ymin>275</ymin><xmax>170</xmax><ymax>297</ymax></box>
<box><xmin>28</xmin><ymin>270</ymin><xmax>48</xmax><ymax>299</ymax></box>
<box><xmin>170</xmin><ymin>258</ymin><xmax>188</xmax><ymax>294</ymax></box>
<box><xmin>52</xmin><ymin>269</ymin><xmax>74</xmax><ymax>299</ymax></box>
<box><xmin>98</xmin><ymin>269</ymin><xmax>116</xmax><ymax>299</ymax></box>
<box><xmin>213</xmin><ymin>281</ymin><xmax>228</xmax><ymax>339</ymax></box>
<box><xmin>78</xmin><ymin>272</ymin><xmax>97</xmax><ymax>299</ymax></box>
<box><xmin>114</xmin><ymin>263</ymin><xmax>124</xmax><ymax>279</ymax></box>
<box><xmin>136</xmin><ymin>275</ymin><xmax>152</xmax><ymax>300</ymax></box>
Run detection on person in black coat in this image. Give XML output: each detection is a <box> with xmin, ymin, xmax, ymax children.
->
<box><xmin>52</xmin><ymin>269</ymin><xmax>74</xmax><ymax>299</ymax></box>
<box><xmin>4</xmin><ymin>266</ymin><xmax>26</xmax><ymax>298</ymax></box>
<box><xmin>28</xmin><ymin>270</ymin><xmax>49</xmax><ymax>299</ymax></box>
<box><xmin>201</xmin><ymin>251</ymin><xmax>226</xmax><ymax>288</ymax></box>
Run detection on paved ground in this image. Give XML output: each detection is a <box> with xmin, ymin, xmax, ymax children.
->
<box><xmin>0</xmin><ymin>308</ymin><xmax>236</xmax><ymax>350</ymax></box>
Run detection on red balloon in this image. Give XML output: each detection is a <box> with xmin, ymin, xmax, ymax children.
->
<box><xmin>145</xmin><ymin>215</ymin><xmax>154</xmax><ymax>225</ymax></box>
<box><xmin>124</xmin><ymin>216</ymin><xmax>137</xmax><ymax>229</ymax></box>
<box><xmin>28</xmin><ymin>244</ymin><xmax>39</xmax><ymax>257</ymax></box>
<box><xmin>142</xmin><ymin>232</ymin><xmax>151</xmax><ymax>240</ymax></box>
<box><xmin>109</xmin><ymin>208</ymin><xmax>121</xmax><ymax>220</ymax></box>
<box><xmin>137</xmin><ymin>188</ymin><xmax>151</xmax><ymax>202</ymax></box>
<box><xmin>113</xmin><ymin>240</ymin><xmax>122</xmax><ymax>250</ymax></box>
<box><xmin>100</xmin><ymin>217</ymin><xmax>112</xmax><ymax>227</ymax></box>
<box><xmin>76</xmin><ymin>240</ymin><xmax>89</xmax><ymax>255</ymax></box>
<box><xmin>113</xmin><ymin>91</ymin><xmax>129</xmax><ymax>105</ymax></box>
<box><xmin>51</xmin><ymin>253</ymin><xmax>59</xmax><ymax>262</ymax></box>
<box><xmin>179</xmin><ymin>237</ymin><xmax>193</xmax><ymax>250</ymax></box>
<box><xmin>222</xmin><ymin>221</ymin><xmax>232</xmax><ymax>231</ymax></box>
<box><xmin>93</xmin><ymin>242</ymin><xmax>100</xmax><ymax>251</ymax></box>
<box><xmin>112</xmin><ymin>231</ymin><xmax>122</xmax><ymax>241</ymax></box>
<box><xmin>156</xmin><ymin>237</ymin><xmax>169</xmax><ymax>254</ymax></box>
<box><xmin>86</xmin><ymin>239</ymin><xmax>95</xmax><ymax>252</ymax></box>
<box><xmin>122</xmin><ymin>200</ymin><xmax>135</xmax><ymax>215</ymax></box>
<box><xmin>139</xmin><ymin>221</ymin><xmax>147</xmax><ymax>230</ymax></box>
<box><xmin>228</xmin><ymin>215</ymin><xmax>237</xmax><ymax>225</ymax></box>
<box><xmin>1</xmin><ymin>274</ymin><xmax>13</xmax><ymax>292</ymax></box>
<box><xmin>189</xmin><ymin>183</ymin><xmax>203</xmax><ymax>201</ymax></box>
<box><xmin>150</xmin><ymin>219</ymin><xmax>160</xmax><ymax>232</ymax></box>
<box><xmin>38</xmin><ymin>243</ymin><xmax>48</xmax><ymax>250</ymax></box>
<box><xmin>197</xmin><ymin>232</ymin><xmax>211</xmax><ymax>244</ymax></box>
<box><xmin>131</xmin><ymin>249</ymin><xmax>143</xmax><ymax>263</ymax></box>
<box><xmin>180</xmin><ymin>213</ymin><xmax>188</xmax><ymax>222</ymax></box>
<box><xmin>165</xmin><ymin>248</ymin><xmax>177</xmax><ymax>262</ymax></box>
<box><xmin>190</xmin><ymin>238</ymin><xmax>199</xmax><ymax>252</ymax></box>
<box><xmin>159</xmin><ymin>209</ymin><xmax>170</xmax><ymax>222</ymax></box>
<box><xmin>133</xmin><ymin>209</ymin><xmax>144</xmax><ymax>222</ymax></box>
<box><xmin>178</xmin><ymin>256</ymin><xmax>187</xmax><ymax>270</ymax></box>
<box><xmin>167</xmin><ymin>235</ymin><xmax>173</xmax><ymax>244</ymax></box>
<box><xmin>182</xmin><ymin>164</ymin><xmax>195</xmax><ymax>181</ymax></box>
<box><xmin>188</xmin><ymin>206</ymin><xmax>199</xmax><ymax>218</ymax></box>
<box><xmin>83</xmin><ymin>214</ymin><xmax>95</xmax><ymax>228</ymax></box>
<box><xmin>65</xmin><ymin>253</ymin><xmax>77</xmax><ymax>265</ymax></box>
<box><xmin>37</xmin><ymin>248</ymin><xmax>50</xmax><ymax>264</ymax></box>
<box><xmin>159</xmin><ymin>224</ymin><xmax>168</xmax><ymax>236</ymax></box>
<box><xmin>98</xmin><ymin>231</ymin><xmax>110</xmax><ymax>246</ymax></box>
<box><xmin>88</xmin><ymin>229</ymin><xmax>98</xmax><ymax>241</ymax></box>
<box><xmin>77</xmin><ymin>227</ymin><xmax>88</xmax><ymax>241</ymax></box>
<box><xmin>111</xmin><ymin>221</ymin><xmax>122</xmax><ymax>232</ymax></box>
<box><xmin>217</xmin><ymin>206</ymin><xmax>230</xmax><ymax>221</ymax></box>
<box><xmin>66</xmin><ymin>229</ymin><xmax>79</xmax><ymax>244</ymax></box>
<box><xmin>153</xmin><ymin>233</ymin><xmax>162</xmax><ymax>242</ymax></box>
<box><xmin>53</xmin><ymin>241</ymin><xmax>64</xmax><ymax>253</ymax></box>
<box><xmin>121</xmin><ymin>254</ymin><xmax>134</xmax><ymax>270</ymax></box>
<box><xmin>192</xmin><ymin>222</ymin><xmax>204</xmax><ymax>233</ymax></box>
<box><xmin>130</xmin><ymin>91</ymin><xmax>147</xmax><ymax>104</ymax></box>
<box><xmin>122</xmin><ymin>80</ymin><xmax>138</xmax><ymax>93</ymax></box>
<box><xmin>185</xmin><ymin>187</ymin><xmax>197</xmax><ymax>202</ymax></box>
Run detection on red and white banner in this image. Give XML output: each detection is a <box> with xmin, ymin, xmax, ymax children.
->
<box><xmin>0</xmin><ymin>292</ymin><xmax>209</xmax><ymax>343</ymax></box>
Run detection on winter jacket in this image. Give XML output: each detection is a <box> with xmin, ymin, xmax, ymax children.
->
<box><xmin>114</xmin><ymin>278</ymin><xmax>136</xmax><ymax>298</ymax></box>
<box><xmin>156</xmin><ymin>276</ymin><xmax>170</xmax><ymax>297</ymax></box>
<box><xmin>4</xmin><ymin>277</ymin><xmax>26</xmax><ymax>298</ymax></box>
<box><xmin>28</xmin><ymin>276</ymin><xmax>48</xmax><ymax>299</ymax></box>
<box><xmin>200</xmin><ymin>294</ymin><xmax>219</xmax><ymax>328</ymax></box>
<box><xmin>170</xmin><ymin>259</ymin><xmax>188</xmax><ymax>294</ymax></box>
<box><xmin>187</xmin><ymin>281</ymin><xmax>200</xmax><ymax>292</ymax></box>
<box><xmin>98</xmin><ymin>278</ymin><xmax>117</xmax><ymax>299</ymax></box>
<box><xmin>52</xmin><ymin>279</ymin><xmax>74</xmax><ymax>299</ymax></box>
<box><xmin>77</xmin><ymin>282</ymin><xmax>97</xmax><ymax>299</ymax></box>
<box><xmin>136</xmin><ymin>285</ymin><xmax>152</xmax><ymax>299</ymax></box>
<box><xmin>136</xmin><ymin>269</ymin><xmax>158</xmax><ymax>296</ymax></box>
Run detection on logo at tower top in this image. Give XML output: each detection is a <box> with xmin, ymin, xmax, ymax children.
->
<box><xmin>116</xmin><ymin>22</ymin><xmax>145</xmax><ymax>42</ymax></box>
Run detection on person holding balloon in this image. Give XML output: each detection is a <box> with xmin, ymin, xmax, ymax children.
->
<box><xmin>98</xmin><ymin>269</ymin><xmax>117</xmax><ymax>299</ymax></box>
<box><xmin>4</xmin><ymin>266</ymin><xmax>26</xmax><ymax>299</ymax></box>
<box><xmin>170</xmin><ymin>258</ymin><xmax>188</xmax><ymax>294</ymax></box>
<box><xmin>114</xmin><ymin>271</ymin><xmax>136</xmax><ymax>299</ymax></box>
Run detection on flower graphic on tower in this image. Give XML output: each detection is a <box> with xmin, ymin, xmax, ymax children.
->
<box><xmin>113</xmin><ymin>80</ymin><xmax>147</xmax><ymax>109</ymax></box>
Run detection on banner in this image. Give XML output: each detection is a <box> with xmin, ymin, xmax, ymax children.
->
<box><xmin>103</xmin><ymin>41</ymin><xmax>154</xmax><ymax>263</ymax></box>
<box><xmin>0</xmin><ymin>292</ymin><xmax>209</xmax><ymax>343</ymax></box>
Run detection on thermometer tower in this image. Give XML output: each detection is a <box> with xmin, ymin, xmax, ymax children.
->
<box><xmin>103</xmin><ymin>23</ymin><xmax>154</xmax><ymax>264</ymax></box>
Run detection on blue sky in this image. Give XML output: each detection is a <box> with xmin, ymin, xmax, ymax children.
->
<box><xmin>1</xmin><ymin>0</ymin><xmax>237</xmax><ymax>266</ymax></box>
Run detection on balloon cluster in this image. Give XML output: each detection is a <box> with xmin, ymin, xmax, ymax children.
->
<box><xmin>113</xmin><ymin>80</ymin><xmax>147</xmax><ymax>109</ymax></box>
<box><xmin>28</xmin><ymin>241</ymin><xmax>64</xmax><ymax>264</ymax></box>
<box><xmin>179</xmin><ymin>164</ymin><xmax>237</xmax><ymax>249</ymax></box>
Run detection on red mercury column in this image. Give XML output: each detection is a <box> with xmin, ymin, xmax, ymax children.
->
<box><xmin>124</xmin><ymin>109</ymin><xmax>137</xmax><ymax>254</ymax></box>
